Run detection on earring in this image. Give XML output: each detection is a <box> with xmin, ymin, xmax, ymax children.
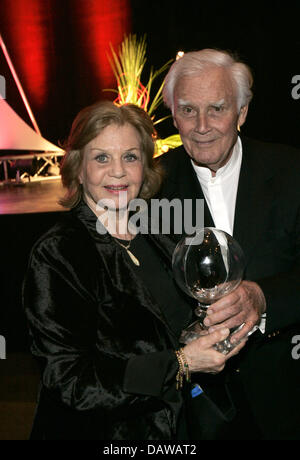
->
<box><xmin>237</xmin><ymin>124</ymin><xmax>241</xmax><ymax>132</ymax></box>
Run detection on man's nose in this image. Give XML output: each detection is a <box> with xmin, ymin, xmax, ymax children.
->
<box><xmin>195</xmin><ymin>113</ymin><xmax>210</xmax><ymax>134</ymax></box>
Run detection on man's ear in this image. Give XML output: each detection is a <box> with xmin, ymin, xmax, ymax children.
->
<box><xmin>238</xmin><ymin>104</ymin><xmax>249</xmax><ymax>128</ymax></box>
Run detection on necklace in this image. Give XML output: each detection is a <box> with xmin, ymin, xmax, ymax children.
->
<box><xmin>114</xmin><ymin>238</ymin><xmax>140</xmax><ymax>266</ymax></box>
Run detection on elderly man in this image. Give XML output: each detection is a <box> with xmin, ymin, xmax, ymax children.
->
<box><xmin>158</xmin><ymin>49</ymin><xmax>300</xmax><ymax>439</ymax></box>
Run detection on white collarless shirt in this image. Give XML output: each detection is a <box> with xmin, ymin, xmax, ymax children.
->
<box><xmin>191</xmin><ymin>137</ymin><xmax>266</xmax><ymax>334</ymax></box>
<box><xmin>191</xmin><ymin>136</ymin><xmax>242</xmax><ymax>236</ymax></box>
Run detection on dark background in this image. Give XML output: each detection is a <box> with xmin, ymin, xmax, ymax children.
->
<box><xmin>0</xmin><ymin>1</ymin><xmax>300</xmax><ymax>148</ymax></box>
<box><xmin>130</xmin><ymin>1</ymin><xmax>300</xmax><ymax>148</ymax></box>
<box><xmin>0</xmin><ymin>1</ymin><xmax>300</xmax><ymax>351</ymax></box>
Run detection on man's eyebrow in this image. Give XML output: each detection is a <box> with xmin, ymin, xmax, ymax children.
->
<box><xmin>177</xmin><ymin>98</ymin><xmax>193</xmax><ymax>106</ymax></box>
<box><xmin>177</xmin><ymin>98</ymin><xmax>226</xmax><ymax>107</ymax></box>
<box><xmin>211</xmin><ymin>99</ymin><xmax>225</xmax><ymax>107</ymax></box>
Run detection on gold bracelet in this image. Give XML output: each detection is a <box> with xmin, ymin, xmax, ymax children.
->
<box><xmin>178</xmin><ymin>347</ymin><xmax>190</xmax><ymax>383</ymax></box>
<box><xmin>175</xmin><ymin>350</ymin><xmax>184</xmax><ymax>390</ymax></box>
<box><xmin>174</xmin><ymin>349</ymin><xmax>190</xmax><ymax>390</ymax></box>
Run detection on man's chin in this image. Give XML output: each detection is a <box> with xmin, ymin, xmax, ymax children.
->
<box><xmin>191</xmin><ymin>153</ymin><xmax>215</xmax><ymax>167</ymax></box>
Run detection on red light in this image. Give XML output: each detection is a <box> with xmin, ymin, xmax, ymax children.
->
<box><xmin>73</xmin><ymin>0</ymin><xmax>131</xmax><ymax>90</ymax></box>
<box><xmin>4</xmin><ymin>0</ymin><xmax>51</xmax><ymax>108</ymax></box>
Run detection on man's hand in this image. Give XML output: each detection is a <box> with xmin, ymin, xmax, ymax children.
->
<box><xmin>183</xmin><ymin>328</ymin><xmax>247</xmax><ymax>374</ymax></box>
<box><xmin>203</xmin><ymin>280</ymin><xmax>266</xmax><ymax>343</ymax></box>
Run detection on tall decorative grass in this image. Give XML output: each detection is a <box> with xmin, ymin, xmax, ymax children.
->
<box><xmin>106</xmin><ymin>34</ymin><xmax>182</xmax><ymax>157</ymax></box>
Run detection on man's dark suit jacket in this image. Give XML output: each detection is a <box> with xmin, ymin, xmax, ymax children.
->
<box><xmin>157</xmin><ymin>136</ymin><xmax>300</xmax><ymax>439</ymax></box>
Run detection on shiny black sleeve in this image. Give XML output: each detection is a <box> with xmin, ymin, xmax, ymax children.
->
<box><xmin>23</xmin><ymin>236</ymin><xmax>179</xmax><ymax>416</ymax></box>
<box><xmin>124</xmin><ymin>351</ymin><xmax>178</xmax><ymax>396</ymax></box>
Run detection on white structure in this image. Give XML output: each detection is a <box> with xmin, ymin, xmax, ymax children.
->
<box><xmin>0</xmin><ymin>33</ymin><xmax>64</xmax><ymax>183</ymax></box>
<box><xmin>0</xmin><ymin>98</ymin><xmax>64</xmax><ymax>182</ymax></box>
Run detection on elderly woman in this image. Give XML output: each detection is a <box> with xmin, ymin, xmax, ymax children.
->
<box><xmin>23</xmin><ymin>101</ymin><xmax>243</xmax><ymax>440</ymax></box>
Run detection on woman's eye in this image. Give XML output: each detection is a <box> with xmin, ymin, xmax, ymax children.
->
<box><xmin>124</xmin><ymin>153</ymin><xmax>138</xmax><ymax>162</ymax></box>
<box><xmin>95</xmin><ymin>154</ymin><xmax>108</xmax><ymax>163</ymax></box>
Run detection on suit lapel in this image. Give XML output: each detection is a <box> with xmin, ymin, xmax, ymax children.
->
<box><xmin>166</xmin><ymin>148</ymin><xmax>215</xmax><ymax>230</ymax></box>
<box><xmin>233</xmin><ymin>137</ymin><xmax>274</xmax><ymax>265</ymax></box>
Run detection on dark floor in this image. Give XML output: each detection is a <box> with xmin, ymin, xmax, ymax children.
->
<box><xmin>0</xmin><ymin>353</ymin><xmax>40</xmax><ymax>440</ymax></box>
<box><xmin>0</xmin><ymin>182</ymin><xmax>63</xmax><ymax>439</ymax></box>
<box><xmin>0</xmin><ymin>180</ymin><xmax>68</xmax><ymax>352</ymax></box>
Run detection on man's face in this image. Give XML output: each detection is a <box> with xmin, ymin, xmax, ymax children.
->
<box><xmin>173</xmin><ymin>66</ymin><xmax>248</xmax><ymax>173</ymax></box>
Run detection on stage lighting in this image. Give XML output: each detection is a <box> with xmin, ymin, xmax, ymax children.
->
<box><xmin>176</xmin><ymin>51</ymin><xmax>184</xmax><ymax>60</ymax></box>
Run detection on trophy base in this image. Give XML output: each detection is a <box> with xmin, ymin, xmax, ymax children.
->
<box><xmin>180</xmin><ymin>320</ymin><xmax>209</xmax><ymax>344</ymax></box>
<box><xmin>213</xmin><ymin>337</ymin><xmax>237</xmax><ymax>355</ymax></box>
<box><xmin>180</xmin><ymin>320</ymin><xmax>243</xmax><ymax>355</ymax></box>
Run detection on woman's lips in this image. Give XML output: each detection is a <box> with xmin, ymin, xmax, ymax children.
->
<box><xmin>104</xmin><ymin>185</ymin><xmax>129</xmax><ymax>194</ymax></box>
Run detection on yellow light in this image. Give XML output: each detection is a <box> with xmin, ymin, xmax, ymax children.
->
<box><xmin>176</xmin><ymin>51</ymin><xmax>184</xmax><ymax>60</ymax></box>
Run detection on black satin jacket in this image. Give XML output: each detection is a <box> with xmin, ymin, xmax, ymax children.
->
<box><xmin>23</xmin><ymin>201</ymin><xmax>193</xmax><ymax>440</ymax></box>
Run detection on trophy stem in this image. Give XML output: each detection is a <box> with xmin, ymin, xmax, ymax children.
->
<box><xmin>194</xmin><ymin>302</ymin><xmax>209</xmax><ymax>324</ymax></box>
<box><xmin>180</xmin><ymin>302</ymin><xmax>243</xmax><ymax>355</ymax></box>
<box><xmin>179</xmin><ymin>303</ymin><xmax>209</xmax><ymax>344</ymax></box>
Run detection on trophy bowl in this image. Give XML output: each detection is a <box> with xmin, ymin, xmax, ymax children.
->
<box><xmin>172</xmin><ymin>227</ymin><xmax>245</xmax><ymax>353</ymax></box>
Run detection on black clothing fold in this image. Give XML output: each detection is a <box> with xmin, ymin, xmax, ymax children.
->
<box><xmin>23</xmin><ymin>200</ymin><xmax>195</xmax><ymax>440</ymax></box>
<box><xmin>157</xmin><ymin>136</ymin><xmax>300</xmax><ymax>439</ymax></box>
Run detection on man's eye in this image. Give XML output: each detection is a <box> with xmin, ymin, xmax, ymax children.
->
<box><xmin>181</xmin><ymin>106</ymin><xmax>195</xmax><ymax>116</ymax></box>
<box><xmin>212</xmin><ymin>105</ymin><xmax>224</xmax><ymax>112</ymax></box>
<box><xmin>95</xmin><ymin>154</ymin><xmax>108</xmax><ymax>163</ymax></box>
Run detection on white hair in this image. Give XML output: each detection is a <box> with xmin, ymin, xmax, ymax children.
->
<box><xmin>163</xmin><ymin>49</ymin><xmax>253</xmax><ymax>113</ymax></box>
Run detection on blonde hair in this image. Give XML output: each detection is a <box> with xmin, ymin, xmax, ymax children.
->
<box><xmin>59</xmin><ymin>101</ymin><xmax>163</xmax><ymax>208</ymax></box>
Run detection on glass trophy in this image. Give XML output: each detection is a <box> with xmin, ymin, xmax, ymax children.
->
<box><xmin>172</xmin><ymin>227</ymin><xmax>245</xmax><ymax>355</ymax></box>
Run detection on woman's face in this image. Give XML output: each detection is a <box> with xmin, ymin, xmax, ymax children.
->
<box><xmin>79</xmin><ymin>123</ymin><xmax>144</xmax><ymax>213</ymax></box>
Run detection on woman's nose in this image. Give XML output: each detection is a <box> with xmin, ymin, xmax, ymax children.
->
<box><xmin>109</xmin><ymin>158</ymin><xmax>126</xmax><ymax>177</ymax></box>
